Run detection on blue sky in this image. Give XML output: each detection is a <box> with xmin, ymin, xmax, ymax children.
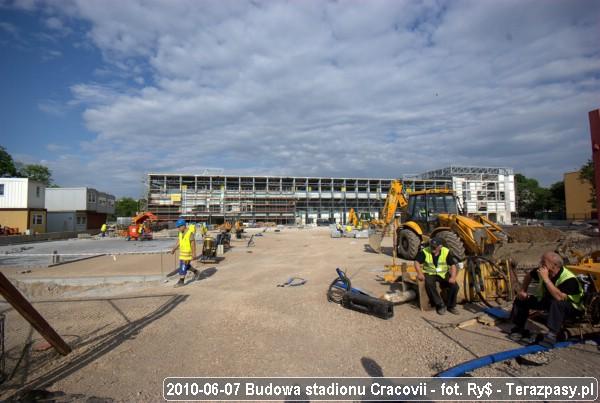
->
<box><xmin>1</xmin><ymin>0</ymin><xmax>599</xmax><ymax>197</ymax></box>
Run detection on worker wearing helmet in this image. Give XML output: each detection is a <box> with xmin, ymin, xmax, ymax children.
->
<box><xmin>170</xmin><ymin>218</ymin><xmax>198</xmax><ymax>287</ymax></box>
<box><xmin>414</xmin><ymin>237</ymin><xmax>460</xmax><ymax>315</ymax></box>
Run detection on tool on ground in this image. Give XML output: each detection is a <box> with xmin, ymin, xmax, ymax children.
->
<box><xmin>327</xmin><ymin>268</ymin><xmax>393</xmax><ymax>319</ymax></box>
<box><xmin>277</xmin><ymin>277</ymin><xmax>307</xmax><ymax>287</ymax></box>
<box><xmin>247</xmin><ymin>234</ymin><xmax>255</xmax><ymax>247</ymax></box>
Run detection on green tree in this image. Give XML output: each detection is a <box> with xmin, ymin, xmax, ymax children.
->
<box><xmin>515</xmin><ymin>173</ymin><xmax>541</xmax><ymax>217</ymax></box>
<box><xmin>548</xmin><ymin>181</ymin><xmax>565</xmax><ymax>215</ymax></box>
<box><xmin>18</xmin><ymin>164</ymin><xmax>53</xmax><ymax>186</ymax></box>
<box><xmin>0</xmin><ymin>145</ymin><xmax>17</xmax><ymax>176</ymax></box>
<box><xmin>515</xmin><ymin>173</ymin><xmax>559</xmax><ymax>218</ymax></box>
<box><xmin>115</xmin><ymin>197</ymin><xmax>139</xmax><ymax>217</ymax></box>
<box><xmin>579</xmin><ymin>158</ymin><xmax>595</xmax><ymax>207</ymax></box>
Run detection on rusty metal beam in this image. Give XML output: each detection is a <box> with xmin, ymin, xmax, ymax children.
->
<box><xmin>0</xmin><ymin>272</ymin><xmax>71</xmax><ymax>355</ymax></box>
<box><xmin>589</xmin><ymin>109</ymin><xmax>600</xmax><ymax>231</ymax></box>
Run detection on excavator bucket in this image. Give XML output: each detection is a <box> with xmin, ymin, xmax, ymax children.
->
<box><xmin>368</xmin><ymin>224</ymin><xmax>386</xmax><ymax>253</ymax></box>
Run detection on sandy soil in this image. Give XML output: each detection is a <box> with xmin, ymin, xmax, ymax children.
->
<box><xmin>0</xmin><ymin>227</ymin><xmax>598</xmax><ymax>401</ymax></box>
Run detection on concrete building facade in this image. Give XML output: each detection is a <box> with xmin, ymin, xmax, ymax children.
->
<box><xmin>147</xmin><ymin>166</ymin><xmax>516</xmax><ymax>225</ymax></box>
<box><xmin>45</xmin><ymin>187</ymin><xmax>116</xmax><ymax>232</ymax></box>
<box><xmin>419</xmin><ymin>166</ymin><xmax>516</xmax><ymax>224</ymax></box>
<box><xmin>564</xmin><ymin>171</ymin><xmax>594</xmax><ymax>220</ymax></box>
<box><xmin>0</xmin><ymin>177</ymin><xmax>47</xmax><ymax>234</ymax></box>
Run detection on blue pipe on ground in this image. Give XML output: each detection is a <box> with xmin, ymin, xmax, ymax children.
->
<box><xmin>436</xmin><ymin>341</ymin><xmax>577</xmax><ymax>378</ymax></box>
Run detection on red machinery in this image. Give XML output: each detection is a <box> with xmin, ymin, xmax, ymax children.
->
<box><xmin>126</xmin><ymin>212</ymin><xmax>158</xmax><ymax>241</ymax></box>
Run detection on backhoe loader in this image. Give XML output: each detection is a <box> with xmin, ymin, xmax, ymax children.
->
<box><xmin>369</xmin><ymin>181</ymin><xmax>512</xmax><ymax>304</ymax></box>
<box><xmin>368</xmin><ymin>181</ymin><xmax>506</xmax><ymax>261</ymax></box>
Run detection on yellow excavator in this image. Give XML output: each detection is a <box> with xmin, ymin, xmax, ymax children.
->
<box><xmin>369</xmin><ymin>181</ymin><xmax>506</xmax><ymax>261</ymax></box>
<box><xmin>348</xmin><ymin>208</ymin><xmax>370</xmax><ymax>230</ymax></box>
<box><xmin>369</xmin><ymin>180</ymin><xmax>511</xmax><ymax>304</ymax></box>
<box><xmin>348</xmin><ymin>208</ymin><xmax>359</xmax><ymax>228</ymax></box>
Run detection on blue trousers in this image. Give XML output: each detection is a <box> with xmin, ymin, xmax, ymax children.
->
<box><xmin>178</xmin><ymin>260</ymin><xmax>192</xmax><ymax>276</ymax></box>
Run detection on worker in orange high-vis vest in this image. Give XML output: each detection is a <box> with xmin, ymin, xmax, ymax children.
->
<box><xmin>170</xmin><ymin>219</ymin><xmax>199</xmax><ymax>287</ymax></box>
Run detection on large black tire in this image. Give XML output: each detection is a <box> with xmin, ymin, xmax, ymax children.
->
<box><xmin>436</xmin><ymin>230</ymin><xmax>466</xmax><ymax>261</ymax></box>
<box><xmin>397</xmin><ymin>229</ymin><xmax>420</xmax><ymax>260</ymax></box>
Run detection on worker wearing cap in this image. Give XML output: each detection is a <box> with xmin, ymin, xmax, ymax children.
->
<box><xmin>170</xmin><ymin>218</ymin><xmax>198</xmax><ymax>287</ymax></box>
<box><xmin>510</xmin><ymin>251</ymin><xmax>583</xmax><ymax>346</ymax></box>
<box><xmin>414</xmin><ymin>237</ymin><xmax>460</xmax><ymax>315</ymax></box>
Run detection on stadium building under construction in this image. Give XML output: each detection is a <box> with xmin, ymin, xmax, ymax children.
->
<box><xmin>146</xmin><ymin>166</ymin><xmax>516</xmax><ymax>225</ymax></box>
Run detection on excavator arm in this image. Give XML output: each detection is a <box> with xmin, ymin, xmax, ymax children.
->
<box><xmin>379</xmin><ymin>180</ymin><xmax>408</xmax><ymax>225</ymax></box>
<box><xmin>348</xmin><ymin>208</ymin><xmax>359</xmax><ymax>227</ymax></box>
<box><xmin>368</xmin><ymin>180</ymin><xmax>408</xmax><ymax>252</ymax></box>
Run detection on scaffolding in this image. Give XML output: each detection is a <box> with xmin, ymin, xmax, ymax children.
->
<box><xmin>146</xmin><ymin>174</ymin><xmax>452</xmax><ymax>225</ymax></box>
<box><xmin>146</xmin><ymin>168</ymin><xmax>516</xmax><ymax>225</ymax></box>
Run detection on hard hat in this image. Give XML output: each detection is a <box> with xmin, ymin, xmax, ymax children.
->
<box><xmin>175</xmin><ymin>218</ymin><xmax>186</xmax><ymax>228</ymax></box>
<box><xmin>429</xmin><ymin>237</ymin><xmax>443</xmax><ymax>248</ymax></box>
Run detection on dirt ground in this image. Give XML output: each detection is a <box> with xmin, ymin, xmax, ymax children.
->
<box><xmin>0</xmin><ymin>227</ymin><xmax>599</xmax><ymax>401</ymax></box>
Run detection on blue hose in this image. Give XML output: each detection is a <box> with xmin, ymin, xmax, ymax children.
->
<box><xmin>436</xmin><ymin>341</ymin><xmax>577</xmax><ymax>377</ymax></box>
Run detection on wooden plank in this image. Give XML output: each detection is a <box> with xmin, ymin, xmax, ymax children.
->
<box><xmin>0</xmin><ymin>272</ymin><xmax>71</xmax><ymax>355</ymax></box>
<box><xmin>417</xmin><ymin>279</ymin><xmax>433</xmax><ymax>311</ymax></box>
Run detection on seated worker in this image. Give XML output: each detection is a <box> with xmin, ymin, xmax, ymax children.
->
<box><xmin>510</xmin><ymin>251</ymin><xmax>583</xmax><ymax>346</ymax></box>
<box><xmin>414</xmin><ymin>237</ymin><xmax>460</xmax><ymax>315</ymax></box>
<box><xmin>170</xmin><ymin>219</ymin><xmax>199</xmax><ymax>288</ymax></box>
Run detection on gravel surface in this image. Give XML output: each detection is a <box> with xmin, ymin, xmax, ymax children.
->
<box><xmin>1</xmin><ymin>227</ymin><xmax>598</xmax><ymax>401</ymax></box>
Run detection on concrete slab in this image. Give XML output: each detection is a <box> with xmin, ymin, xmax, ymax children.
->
<box><xmin>0</xmin><ymin>237</ymin><xmax>175</xmax><ymax>268</ymax></box>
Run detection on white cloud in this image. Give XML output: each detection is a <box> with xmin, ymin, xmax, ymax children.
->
<box><xmin>0</xmin><ymin>21</ymin><xmax>19</xmax><ymax>37</ymax></box>
<box><xmin>12</xmin><ymin>0</ymin><xmax>600</xmax><ymax>196</ymax></box>
<box><xmin>38</xmin><ymin>99</ymin><xmax>67</xmax><ymax>116</ymax></box>
<box><xmin>46</xmin><ymin>143</ymin><xmax>69</xmax><ymax>152</ymax></box>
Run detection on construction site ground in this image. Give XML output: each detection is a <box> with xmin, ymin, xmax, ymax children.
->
<box><xmin>1</xmin><ymin>227</ymin><xmax>599</xmax><ymax>401</ymax></box>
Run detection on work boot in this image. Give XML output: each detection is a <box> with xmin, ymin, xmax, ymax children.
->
<box><xmin>509</xmin><ymin>327</ymin><xmax>531</xmax><ymax>342</ymax></box>
<box><xmin>174</xmin><ymin>278</ymin><xmax>185</xmax><ymax>288</ymax></box>
<box><xmin>539</xmin><ymin>332</ymin><xmax>557</xmax><ymax>348</ymax></box>
<box><xmin>436</xmin><ymin>306</ymin><xmax>447</xmax><ymax>315</ymax></box>
<box><xmin>447</xmin><ymin>307</ymin><xmax>459</xmax><ymax>315</ymax></box>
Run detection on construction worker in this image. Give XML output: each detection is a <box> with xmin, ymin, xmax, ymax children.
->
<box><xmin>100</xmin><ymin>223</ymin><xmax>107</xmax><ymax>237</ymax></box>
<box><xmin>170</xmin><ymin>218</ymin><xmax>199</xmax><ymax>287</ymax></box>
<box><xmin>414</xmin><ymin>237</ymin><xmax>460</xmax><ymax>315</ymax></box>
<box><xmin>510</xmin><ymin>251</ymin><xmax>583</xmax><ymax>346</ymax></box>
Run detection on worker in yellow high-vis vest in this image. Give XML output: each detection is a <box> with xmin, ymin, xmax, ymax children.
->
<box><xmin>414</xmin><ymin>237</ymin><xmax>460</xmax><ymax>316</ymax></box>
<box><xmin>170</xmin><ymin>218</ymin><xmax>199</xmax><ymax>287</ymax></box>
<box><xmin>510</xmin><ymin>251</ymin><xmax>583</xmax><ymax>346</ymax></box>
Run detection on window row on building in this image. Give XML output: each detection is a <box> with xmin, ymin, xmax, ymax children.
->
<box><xmin>147</xmin><ymin>166</ymin><xmax>516</xmax><ymax>225</ymax></box>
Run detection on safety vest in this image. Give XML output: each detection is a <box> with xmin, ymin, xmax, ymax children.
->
<box><xmin>422</xmin><ymin>246</ymin><xmax>450</xmax><ymax>278</ymax></box>
<box><xmin>536</xmin><ymin>267</ymin><xmax>584</xmax><ymax>311</ymax></box>
<box><xmin>178</xmin><ymin>227</ymin><xmax>194</xmax><ymax>261</ymax></box>
<box><xmin>101</xmin><ymin>224</ymin><xmax>107</xmax><ymax>232</ymax></box>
